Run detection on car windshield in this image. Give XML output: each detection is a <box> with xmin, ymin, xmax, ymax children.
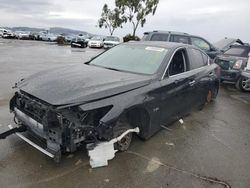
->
<box><xmin>90</xmin><ymin>45</ymin><xmax>168</xmax><ymax>74</ymax></box>
<box><xmin>91</xmin><ymin>36</ymin><xmax>102</xmax><ymax>40</ymax></box>
<box><xmin>224</xmin><ymin>47</ymin><xmax>250</xmax><ymax>57</ymax></box>
<box><xmin>105</xmin><ymin>37</ymin><xmax>119</xmax><ymax>41</ymax></box>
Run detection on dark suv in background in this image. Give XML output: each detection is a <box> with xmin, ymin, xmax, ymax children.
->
<box><xmin>142</xmin><ymin>31</ymin><xmax>220</xmax><ymax>59</ymax></box>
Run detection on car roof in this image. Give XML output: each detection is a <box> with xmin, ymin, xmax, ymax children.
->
<box><xmin>144</xmin><ymin>30</ymin><xmax>190</xmax><ymax>36</ymax></box>
<box><xmin>125</xmin><ymin>41</ymin><xmax>191</xmax><ymax>49</ymax></box>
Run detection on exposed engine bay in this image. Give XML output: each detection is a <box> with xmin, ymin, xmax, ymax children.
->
<box><xmin>7</xmin><ymin>91</ymin><xmax>117</xmax><ymax>162</ymax></box>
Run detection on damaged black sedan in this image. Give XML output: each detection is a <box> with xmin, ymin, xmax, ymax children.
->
<box><xmin>2</xmin><ymin>42</ymin><xmax>220</xmax><ymax>162</ymax></box>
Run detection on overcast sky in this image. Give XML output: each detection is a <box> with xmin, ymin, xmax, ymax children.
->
<box><xmin>0</xmin><ymin>0</ymin><xmax>249</xmax><ymax>42</ymax></box>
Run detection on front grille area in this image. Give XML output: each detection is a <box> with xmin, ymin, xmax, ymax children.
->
<box><xmin>216</xmin><ymin>59</ymin><xmax>235</xmax><ymax>70</ymax></box>
<box><xmin>15</xmin><ymin>93</ymin><xmax>48</xmax><ymax>123</ymax></box>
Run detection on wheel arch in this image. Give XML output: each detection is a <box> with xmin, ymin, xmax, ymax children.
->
<box><xmin>116</xmin><ymin>105</ymin><xmax>151</xmax><ymax>140</ymax></box>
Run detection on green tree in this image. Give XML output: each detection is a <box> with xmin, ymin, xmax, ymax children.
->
<box><xmin>115</xmin><ymin>0</ymin><xmax>159</xmax><ymax>37</ymax></box>
<box><xmin>98</xmin><ymin>4</ymin><xmax>125</xmax><ymax>36</ymax></box>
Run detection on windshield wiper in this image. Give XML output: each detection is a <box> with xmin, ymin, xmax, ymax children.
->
<box><xmin>103</xmin><ymin>67</ymin><xmax>122</xmax><ymax>72</ymax></box>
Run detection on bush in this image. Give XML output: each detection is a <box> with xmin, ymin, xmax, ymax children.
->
<box><xmin>123</xmin><ymin>34</ymin><xmax>140</xmax><ymax>42</ymax></box>
<box><xmin>56</xmin><ymin>36</ymin><xmax>67</xmax><ymax>45</ymax></box>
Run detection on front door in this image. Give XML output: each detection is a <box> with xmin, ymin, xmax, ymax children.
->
<box><xmin>159</xmin><ymin>48</ymin><xmax>195</xmax><ymax>125</ymax></box>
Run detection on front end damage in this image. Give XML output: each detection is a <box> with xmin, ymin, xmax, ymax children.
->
<box><xmin>7</xmin><ymin>91</ymin><xmax>120</xmax><ymax>162</ymax></box>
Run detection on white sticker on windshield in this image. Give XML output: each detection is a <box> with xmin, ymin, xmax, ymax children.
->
<box><xmin>145</xmin><ymin>46</ymin><xmax>165</xmax><ymax>52</ymax></box>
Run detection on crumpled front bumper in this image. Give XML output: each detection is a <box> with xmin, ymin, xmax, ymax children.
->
<box><xmin>11</xmin><ymin>107</ymin><xmax>62</xmax><ymax>162</ymax></box>
<box><xmin>7</xmin><ymin>124</ymin><xmax>61</xmax><ymax>161</ymax></box>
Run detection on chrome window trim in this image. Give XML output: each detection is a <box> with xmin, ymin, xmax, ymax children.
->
<box><xmin>196</xmin><ymin>48</ymin><xmax>210</xmax><ymax>66</ymax></box>
<box><xmin>161</xmin><ymin>47</ymin><xmax>210</xmax><ymax>80</ymax></box>
<box><xmin>161</xmin><ymin>47</ymin><xmax>186</xmax><ymax>80</ymax></box>
<box><xmin>168</xmin><ymin>66</ymin><xmax>207</xmax><ymax>79</ymax></box>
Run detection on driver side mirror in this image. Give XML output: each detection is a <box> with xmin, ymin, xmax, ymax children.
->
<box><xmin>210</xmin><ymin>46</ymin><xmax>217</xmax><ymax>51</ymax></box>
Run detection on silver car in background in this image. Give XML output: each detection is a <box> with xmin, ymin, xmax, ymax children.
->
<box><xmin>239</xmin><ymin>53</ymin><xmax>250</xmax><ymax>92</ymax></box>
<box><xmin>88</xmin><ymin>36</ymin><xmax>104</xmax><ymax>48</ymax></box>
<box><xmin>104</xmin><ymin>36</ymin><xmax>120</xmax><ymax>49</ymax></box>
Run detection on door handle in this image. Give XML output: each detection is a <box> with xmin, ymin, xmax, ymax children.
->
<box><xmin>174</xmin><ymin>78</ymin><xmax>185</xmax><ymax>84</ymax></box>
<box><xmin>209</xmin><ymin>72</ymin><xmax>214</xmax><ymax>76</ymax></box>
<box><xmin>189</xmin><ymin>80</ymin><xmax>196</xmax><ymax>86</ymax></box>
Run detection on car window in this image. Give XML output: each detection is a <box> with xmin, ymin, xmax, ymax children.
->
<box><xmin>90</xmin><ymin>45</ymin><xmax>168</xmax><ymax>75</ymax></box>
<box><xmin>201</xmin><ymin>52</ymin><xmax>209</xmax><ymax>65</ymax></box>
<box><xmin>189</xmin><ymin>49</ymin><xmax>205</xmax><ymax>69</ymax></box>
<box><xmin>167</xmin><ymin>50</ymin><xmax>187</xmax><ymax>76</ymax></box>
<box><xmin>141</xmin><ymin>34</ymin><xmax>149</xmax><ymax>41</ymax></box>
<box><xmin>170</xmin><ymin>35</ymin><xmax>189</xmax><ymax>44</ymax></box>
<box><xmin>224</xmin><ymin>47</ymin><xmax>250</xmax><ymax>57</ymax></box>
<box><xmin>150</xmin><ymin>33</ymin><xmax>169</xmax><ymax>41</ymax></box>
<box><xmin>191</xmin><ymin>37</ymin><xmax>210</xmax><ymax>51</ymax></box>
<box><xmin>105</xmin><ymin>36</ymin><xmax>120</xmax><ymax>42</ymax></box>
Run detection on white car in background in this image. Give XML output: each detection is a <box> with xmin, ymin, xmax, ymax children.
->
<box><xmin>0</xmin><ymin>28</ymin><xmax>8</xmax><ymax>37</ymax></box>
<box><xmin>88</xmin><ymin>36</ymin><xmax>104</xmax><ymax>48</ymax></box>
<box><xmin>2</xmin><ymin>29</ymin><xmax>15</xmax><ymax>38</ymax></box>
<box><xmin>40</xmin><ymin>32</ymin><xmax>58</xmax><ymax>42</ymax></box>
<box><xmin>14</xmin><ymin>31</ymin><xmax>30</xmax><ymax>39</ymax></box>
<box><xmin>104</xmin><ymin>36</ymin><xmax>120</xmax><ymax>49</ymax></box>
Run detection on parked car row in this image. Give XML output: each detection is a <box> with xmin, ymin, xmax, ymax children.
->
<box><xmin>70</xmin><ymin>35</ymin><xmax>121</xmax><ymax>49</ymax></box>
<box><xmin>0</xmin><ymin>28</ymin><xmax>59</xmax><ymax>41</ymax></box>
<box><xmin>0</xmin><ymin>28</ymin><xmax>121</xmax><ymax>49</ymax></box>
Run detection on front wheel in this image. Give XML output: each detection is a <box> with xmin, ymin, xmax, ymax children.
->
<box><xmin>239</xmin><ymin>76</ymin><xmax>250</xmax><ymax>92</ymax></box>
<box><xmin>113</xmin><ymin>116</ymin><xmax>133</xmax><ymax>152</ymax></box>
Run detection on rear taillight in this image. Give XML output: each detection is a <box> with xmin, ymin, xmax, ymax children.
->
<box><xmin>233</xmin><ymin>60</ymin><xmax>243</xmax><ymax>69</ymax></box>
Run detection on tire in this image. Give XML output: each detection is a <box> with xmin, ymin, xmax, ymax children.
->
<box><xmin>212</xmin><ymin>84</ymin><xmax>219</xmax><ymax>100</ymax></box>
<box><xmin>239</xmin><ymin>76</ymin><xmax>250</xmax><ymax>92</ymax></box>
<box><xmin>206</xmin><ymin>90</ymin><xmax>213</xmax><ymax>103</ymax></box>
<box><xmin>113</xmin><ymin>116</ymin><xmax>133</xmax><ymax>152</ymax></box>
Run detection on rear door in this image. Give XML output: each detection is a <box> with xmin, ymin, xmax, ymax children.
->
<box><xmin>187</xmin><ymin>47</ymin><xmax>214</xmax><ymax>107</ymax></box>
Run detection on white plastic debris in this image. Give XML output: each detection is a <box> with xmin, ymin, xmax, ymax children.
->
<box><xmin>179</xmin><ymin>118</ymin><xmax>184</xmax><ymax>124</ymax></box>
<box><xmin>165</xmin><ymin>142</ymin><xmax>175</xmax><ymax>146</ymax></box>
<box><xmin>87</xmin><ymin>127</ymin><xmax>140</xmax><ymax>168</ymax></box>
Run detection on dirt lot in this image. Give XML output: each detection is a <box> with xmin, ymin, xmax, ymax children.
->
<box><xmin>0</xmin><ymin>39</ymin><xmax>250</xmax><ymax>188</ymax></box>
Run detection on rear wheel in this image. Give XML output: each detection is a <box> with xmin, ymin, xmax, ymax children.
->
<box><xmin>206</xmin><ymin>90</ymin><xmax>213</xmax><ymax>103</ymax></box>
<box><xmin>212</xmin><ymin>84</ymin><xmax>219</xmax><ymax>100</ymax></box>
<box><xmin>239</xmin><ymin>76</ymin><xmax>250</xmax><ymax>92</ymax></box>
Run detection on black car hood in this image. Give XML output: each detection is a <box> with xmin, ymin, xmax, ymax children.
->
<box><xmin>17</xmin><ymin>64</ymin><xmax>152</xmax><ymax>106</ymax></box>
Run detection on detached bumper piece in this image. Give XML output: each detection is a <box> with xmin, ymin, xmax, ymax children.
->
<box><xmin>7</xmin><ymin>124</ymin><xmax>61</xmax><ymax>162</ymax></box>
<box><xmin>87</xmin><ymin>127</ymin><xmax>139</xmax><ymax>168</ymax></box>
